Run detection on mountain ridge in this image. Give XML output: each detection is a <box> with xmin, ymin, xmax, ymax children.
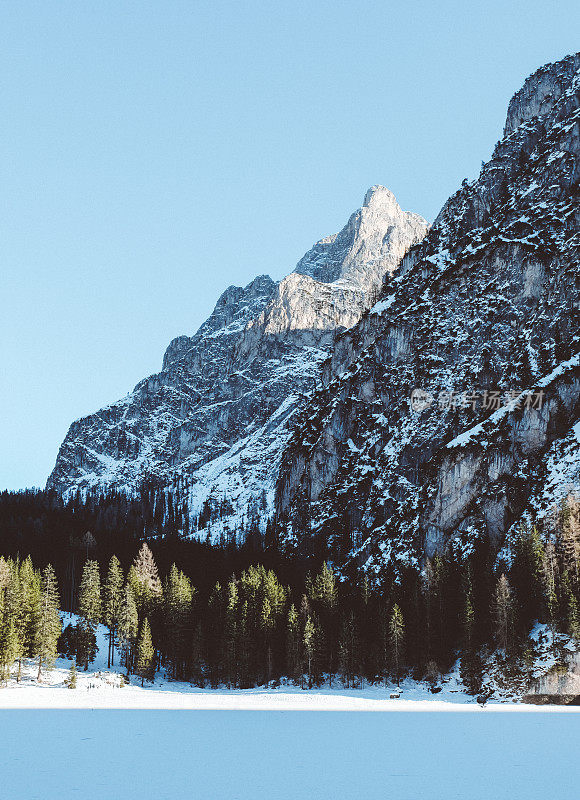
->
<box><xmin>47</xmin><ymin>52</ymin><xmax>580</xmax><ymax>577</ymax></box>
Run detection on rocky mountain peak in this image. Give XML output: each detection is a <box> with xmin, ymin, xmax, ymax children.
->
<box><xmin>294</xmin><ymin>187</ymin><xmax>427</xmax><ymax>293</ymax></box>
<box><xmin>362</xmin><ymin>184</ymin><xmax>397</xmax><ymax>209</ymax></box>
<box><xmin>503</xmin><ymin>51</ymin><xmax>580</xmax><ymax>136</ymax></box>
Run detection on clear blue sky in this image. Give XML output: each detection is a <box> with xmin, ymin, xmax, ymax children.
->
<box><xmin>1</xmin><ymin>1</ymin><xmax>578</xmax><ymax>491</ymax></box>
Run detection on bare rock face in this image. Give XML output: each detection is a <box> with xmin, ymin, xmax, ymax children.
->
<box><xmin>503</xmin><ymin>54</ymin><xmax>580</xmax><ymax>135</ymax></box>
<box><xmin>276</xmin><ymin>52</ymin><xmax>580</xmax><ymax>574</ymax></box>
<box><xmin>295</xmin><ymin>185</ymin><xmax>427</xmax><ymax>294</ymax></box>
<box><xmin>47</xmin><ymin>189</ymin><xmax>426</xmax><ymax>538</ymax></box>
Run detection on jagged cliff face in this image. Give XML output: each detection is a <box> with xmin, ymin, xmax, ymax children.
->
<box><xmin>47</xmin><ymin>188</ymin><xmax>426</xmax><ymax>537</ymax></box>
<box><xmin>276</xmin><ymin>53</ymin><xmax>580</xmax><ymax>574</ymax></box>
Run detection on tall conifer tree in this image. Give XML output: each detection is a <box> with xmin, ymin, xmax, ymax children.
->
<box><xmin>117</xmin><ymin>584</ymin><xmax>139</xmax><ymax>676</ymax></box>
<box><xmin>104</xmin><ymin>555</ymin><xmax>124</xmax><ymax>668</ymax></box>
<box><xmin>389</xmin><ymin>604</ymin><xmax>405</xmax><ymax>687</ymax></box>
<box><xmin>136</xmin><ymin>618</ymin><xmax>155</xmax><ymax>686</ymax></box>
<box><xmin>35</xmin><ymin>565</ymin><xmax>61</xmax><ymax>681</ymax></box>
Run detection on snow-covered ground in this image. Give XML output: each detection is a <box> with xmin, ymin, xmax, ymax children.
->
<box><xmin>2</xmin><ymin>709</ymin><xmax>580</xmax><ymax>799</ymax></box>
<box><xmin>2</xmin><ymin>617</ymin><xmax>580</xmax><ymax>799</ymax></box>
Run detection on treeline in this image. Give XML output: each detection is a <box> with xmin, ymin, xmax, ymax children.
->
<box><xmin>1</xmin><ymin>494</ymin><xmax>579</xmax><ymax>692</ymax></box>
<box><xmin>0</xmin><ymin>488</ymin><xmax>311</xmax><ymax>611</ymax></box>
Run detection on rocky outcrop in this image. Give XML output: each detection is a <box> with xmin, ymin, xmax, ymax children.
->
<box><xmin>47</xmin><ymin>188</ymin><xmax>426</xmax><ymax>538</ymax></box>
<box><xmin>276</xmin><ymin>53</ymin><xmax>580</xmax><ymax>573</ymax></box>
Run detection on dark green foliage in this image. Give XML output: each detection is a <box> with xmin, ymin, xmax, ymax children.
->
<box><xmin>57</xmin><ymin>623</ymin><xmax>77</xmax><ymax>658</ymax></box>
<box><xmin>338</xmin><ymin>610</ymin><xmax>360</xmax><ymax>688</ymax></box>
<box><xmin>510</xmin><ymin>524</ymin><xmax>545</xmax><ymax>628</ymax></box>
<box><xmin>75</xmin><ymin>620</ymin><xmax>99</xmax><ymax>671</ymax></box>
<box><xmin>1</xmin><ymin>492</ymin><xmax>580</xmax><ymax>692</ymax></box>
<box><xmin>285</xmin><ymin>604</ymin><xmax>301</xmax><ymax>684</ymax></box>
<box><xmin>57</xmin><ymin>620</ymin><xmax>97</xmax><ymax>669</ymax></box>
<box><xmin>77</xmin><ymin>559</ymin><xmax>102</xmax><ymax>670</ymax></box>
<box><xmin>492</xmin><ymin>574</ymin><xmax>514</xmax><ymax>653</ymax></box>
<box><xmin>389</xmin><ymin>604</ymin><xmax>405</xmax><ymax>687</ymax></box>
<box><xmin>19</xmin><ymin>557</ymin><xmax>41</xmax><ymax>662</ymax></box>
<box><xmin>460</xmin><ymin>590</ymin><xmax>484</xmax><ymax>696</ymax></box>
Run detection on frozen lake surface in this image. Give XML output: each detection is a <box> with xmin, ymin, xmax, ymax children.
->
<box><xmin>2</xmin><ymin>709</ymin><xmax>579</xmax><ymax>800</ymax></box>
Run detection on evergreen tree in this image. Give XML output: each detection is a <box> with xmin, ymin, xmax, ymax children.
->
<box><xmin>0</xmin><ymin>562</ymin><xmax>24</xmax><ymax>683</ymax></box>
<box><xmin>427</xmin><ymin>554</ymin><xmax>457</xmax><ymax>670</ymax></box>
<box><xmin>470</xmin><ymin>537</ymin><xmax>495</xmax><ymax>645</ymax></box>
<box><xmin>190</xmin><ymin>620</ymin><xmax>204</xmax><ymax>686</ymax></box>
<box><xmin>339</xmin><ymin>609</ymin><xmax>359</xmax><ymax>688</ymax></box>
<box><xmin>567</xmin><ymin>593</ymin><xmax>580</xmax><ymax>639</ymax></box>
<box><xmin>65</xmin><ymin>659</ymin><xmax>77</xmax><ymax>689</ymax></box>
<box><xmin>510</xmin><ymin>524</ymin><xmax>545</xmax><ymax>629</ymax></box>
<box><xmin>19</xmin><ymin>557</ymin><xmax>41</xmax><ymax>668</ymax></box>
<box><xmin>378</xmin><ymin>599</ymin><xmax>390</xmax><ymax>686</ymax></box>
<box><xmin>77</xmin><ymin>559</ymin><xmax>101</xmax><ymax>670</ymax></box>
<box><xmin>0</xmin><ymin>557</ymin><xmax>10</xmax><ymax>593</ymax></box>
<box><xmin>75</xmin><ymin>620</ymin><xmax>98</xmax><ymax>672</ymax></box>
<box><xmin>302</xmin><ymin>613</ymin><xmax>316</xmax><ymax>689</ymax></box>
<box><xmin>0</xmin><ymin>610</ymin><xmax>20</xmax><ymax>683</ymax></box>
<box><xmin>78</xmin><ymin>560</ymin><xmax>102</xmax><ymax>627</ymax></box>
<box><xmin>163</xmin><ymin>564</ymin><xmax>194</xmax><ymax>680</ymax></box>
<box><xmin>207</xmin><ymin>581</ymin><xmax>226</xmax><ymax>687</ymax></box>
<box><xmin>136</xmin><ymin>618</ymin><xmax>155</xmax><ymax>686</ymax></box>
<box><xmin>260</xmin><ymin>595</ymin><xmax>275</xmax><ymax>684</ymax></box>
<box><xmin>307</xmin><ymin>562</ymin><xmax>337</xmax><ymax>608</ymax></box>
<box><xmin>558</xmin><ymin>495</ymin><xmax>580</xmax><ymax>586</ymax></box>
<box><xmin>389</xmin><ymin>604</ymin><xmax>405</xmax><ymax>687</ymax></box>
<box><xmin>422</xmin><ymin>560</ymin><xmax>435</xmax><ymax>666</ymax></box>
<box><xmin>543</xmin><ymin>539</ymin><xmax>559</xmax><ymax>648</ymax></box>
<box><xmin>130</xmin><ymin>543</ymin><xmax>162</xmax><ymax>610</ymax></box>
<box><xmin>117</xmin><ymin>584</ymin><xmax>139</xmax><ymax>676</ymax></box>
<box><xmin>236</xmin><ymin>599</ymin><xmax>250</xmax><ymax>688</ymax></box>
<box><xmin>224</xmin><ymin>576</ymin><xmax>238</xmax><ymax>687</ymax></box>
<box><xmin>286</xmin><ymin>603</ymin><xmax>301</xmax><ymax>684</ymax></box>
<box><xmin>561</xmin><ymin>571</ymin><xmax>580</xmax><ymax>639</ymax></box>
<box><xmin>357</xmin><ymin>577</ymin><xmax>375</xmax><ymax>684</ymax></box>
<box><xmin>492</xmin><ymin>573</ymin><xmax>514</xmax><ymax>653</ymax></box>
<box><xmin>35</xmin><ymin>565</ymin><xmax>62</xmax><ymax>681</ymax></box>
<box><xmin>104</xmin><ymin>555</ymin><xmax>124</xmax><ymax>668</ymax></box>
<box><xmin>7</xmin><ymin>512</ymin><xmax>580</xmax><ymax>692</ymax></box>
<box><xmin>307</xmin><ymin>562</ymin><xmax>338</xmax><ymax>683</ymax></box>
<box><xmin>460</xmin><ymin>591</ymin><xmax>484</xmax><ymax>696</ymax></box>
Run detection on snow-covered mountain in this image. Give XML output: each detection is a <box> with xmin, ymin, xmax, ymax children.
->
<box><xmin>48</xmin><ymin>53</ymin><xmax>580</xmax><ymax>572</ymax></box>
<box><xmin>47</xmin><ymin>187</ymin><xmax>427</xmax><ymax>537</ymax></box>
<box><xmin>276</xmin><ymin>53</ymin><xmax>580</xmax><ymax>573</ymax></box>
